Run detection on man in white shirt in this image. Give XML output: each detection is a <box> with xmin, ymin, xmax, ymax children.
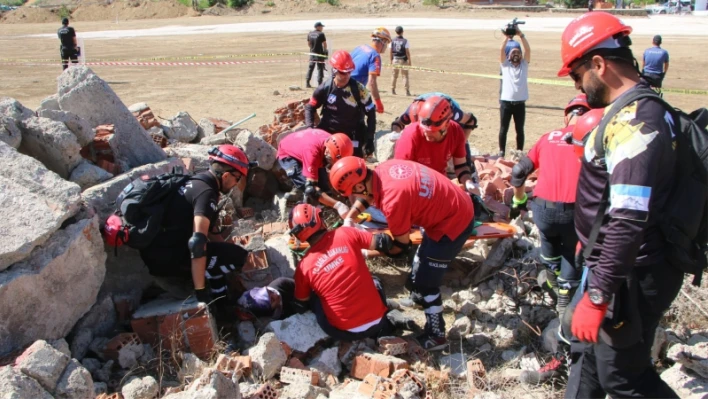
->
<box><xmin>499</xmin><ymin>29</ymin><xmax>531</xmax><ymax>157</ymax></box>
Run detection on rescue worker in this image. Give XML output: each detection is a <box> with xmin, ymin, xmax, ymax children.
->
<box><xmin>389</xmin><ymin>26</ymin><xmax>411</xmax><ymax>96</ymax></box>
<box><xmin>306</xmin><ymin>22</ymin><xmax>328</xmax><ymax>89</ymax></box>
<box><xmin>329</xmin><ymin>157</ymin><xmax>476</xmax><ymax>350</ymax></box>
<box><xmin>499</xmin><ymin>29</ymin><xmax>531</xmax><ymax>157</ymax></box>
<box><xmin>558</xmin><ymin>12</ymin><xmax>682</xmax><ymax>398</ymax></box>
<box><xmin>350</xmin><ymin>27</ymin><xmax>392</xmax><ymax>114</ymax></box>
<box><xmin>642</xmin><ymin>35</ymin><xmax>670</xmax><ymax>89</ymax></box>
<box><xmin>276</xmin><ymin>128</ymin><xmax>354</xmax><ymax>218</ymax></box>
<box><xmin>58</xmin><ymin>17</ymin><xmax>79</xmax><ymax>70</ymax></box>
<box><xmin>289</xmin><ymin>204</ymin><xmax>411</xmax><ymax>340</ymax></box>
<box><xmin>137</xmin><ymin>145</ymin><xmax>253</xmax><ymax>313</ymax></box>
<box><xmin>394</xmin><ymin>95</ymin><xmax>479</xmax><ymax>193</ymax></box>
<box><xmin>512</xmin><ymin>94</ymin><xmax>592</xmax><ymax>386</ymax></box>
<box><xmin>305</xmin><ymin>50</ymin><xmax>377</xmax><ymax>158</ymax></box>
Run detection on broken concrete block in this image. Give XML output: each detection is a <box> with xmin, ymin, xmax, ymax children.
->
<box><xmin>56</xmin><ymin>66</ymin><xmax>166</xmax><ymax>170</ymax></box>
<box><xmin>0</xmin><ymin>116</ymin><xmax>22</xmax><ymax>149</ymax></box>
<box><xmin>460</xmin><ymin>237</ymin><xmax>514</xmax><ymax>288</ymax></box>
<box><xmin>93</xmin><ymin>381</ymin><xmax>107</xmax><ymax>396</ymax></box>
<box><xmin>0</xmin><ymin>216</ymin><xmax>106</xmax><ymax>355</ymax></box>
<box><xmin>49</xmin><ymin>338</ymin><xmax>71</xmax><ymax>358</ymax></box>
<box><xmin>0</xmin><ymin>97</ymin><xmax>34</xmax><ymax>121</ymax></box>
<box><xmin>309</xmin><ymin>346</ymin><xmax>341</xmax><ymax>377</ymax></box>
<box><xmin>188</xmin><ymin>368</ymin><xmax>241</xmax><ymax>399</ymax></box>
<box><xmin>80</xmin><ymin>358</ymin><xmax>100</xmax><ymax>377</ymax></box>
<box><xmin>350</xmin><ymin>352</ymin><xmax>409</xmax><ymax>379</ymax></box>
<box><xmin>179</xmin><ymin>353</ymin><xmax>207</xmax><ymax>383</ymax></box>
<box><xmin>20</xmin><ymin>116</ymin><xmax>83</xmax><ymax>179</ymax></box>
<box><xmin>448</xmin><ymin>315</ymin><xmax>474</xmax><ymax>339</ymax></box>
<box><xmin>267</xmin><ymin>312</ymin><xmax>328</xmax><ymax>353</ymax></box>
<box><xmin>377</xmin><ymin>337</ymin><xmax>408</xmax><ymax>356</ymax></box>
<box><xmin>198</xmin><ymin>117</ymin><xmax>232</xmax><ymax>141</ymax></box>
<box><xmin>661</xmin><ymin>363</ymin><xmax>708</xmax><ymax>399</ymax></box>
<box><xmin>232</xmin><ymin>129</ymin><xmax>276</xmax><ymax>170</ymax></box>
<box><xmin>248</xmin><ymin>332</ymin><xmax>287</xmax><ymax>380</ymax></box>
<box><xmin>69</xmin><ymin>160</ymin><xmax>114</xmax><ymax>190</ymax></box>
<box><xmin>281</xmin><ymin>383</ymin><xmax>329</xmax><ymax>399</ymax></box>
<box><xmin>215</xmin><ymin>354</ymin><xmax>251</xmax><ymax>379</ymax></box>
<box><xmin>264</xmin><ymin>235</ymin><xmax>298</xmax><ymax>279</ymax></box>
<box><xmin>280</xmin><ymin>367</ymin><xmax>319</xmax><ymax>385</ymax></box>
<box><xmin>37</xmin><ymin>109</ymin><xmax>95</xmax><ymax>147</ymax></box>
<box><xmin>0</xmin><ymin>365</ymin><xmax>53</xmax><ymax>399</ymax></box>
<box><xmin>164</xmin><ymin>144</ymin><xmax>211</xmax><ymax>172</ymax></box>
<box><xmin>164</xmin><ymin>112</ymin><xmax>198</xmax><ymax>143</ymax></box>
<box><xmin>240</xmin><ymin>383</ymin><xmax>278</xmax><ymax>399</ymax></box>
<box><xmin>238</xmin><ymin>321</ymin><xmax>257</xmax><ymax>347</ymax></box>
<box><xmin>15</xmin><ymin>340</ymin><xmax>70</xmax><ymax>393</ymax></box>
<box><xmin>38</xmin><ymin>95</ymin><xmax>61</xmax><ymax>112</ymax></box>
<box><xmin>668</xmin><ymin>342</ymin><xmax>708</xmax><ymax>379</ymax></box>
<box><xmin>374</xmin><ymin>130</ymin><xmax>397</xmax><ymax>162</ymax></box>
<box><xmin>73</xmin><ymin>293</ymin><xmax>118</xmax><ymax>339</ymax></box>
<box><xmin>55</xmin><ymin>359</ymin><xmax>94</xmax><ymax>399</ymax></box>
<box><xmin>93</xmin><ymin>360</ymin><xmax>113</xmax><ymax>383</ymax></box>
<box><xmin>121</xmin><ymin>376</ymin><xmax>158</xmax><ymax>399</ymax></box>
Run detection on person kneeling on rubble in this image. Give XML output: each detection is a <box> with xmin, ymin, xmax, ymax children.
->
<box><xmin>288</xmin><ymin>204</ymin><xmax>413</xmax><ymax>341</ymax></box>
<box><xmin>277</xmin><ymin>128</ymin><xmax>354</xmax><ymax>218</ymax></box>
<box><xmin>236</xmin><ymin>278</ymin><xmax>299</xmax><ymax>320</ymax></box>
<box><xmin>139</xmin><ymin>145</ymin><xmax>253</xmax><ymax>316</ymax></box>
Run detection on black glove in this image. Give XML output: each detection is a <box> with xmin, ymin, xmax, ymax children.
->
<box><xmin>195</xmin><ymin>287</ymin><xmax>212</xmax><ymax>305</ymax></box>
<box><xmin>364</xmin><ymin>139</ymin><xmax>376</xmax><ymax>157</ymax></box>
<box><xmin>509</xmin><ymin>194</ymin><xmax>528</xmax><ymax>220</ymax></box>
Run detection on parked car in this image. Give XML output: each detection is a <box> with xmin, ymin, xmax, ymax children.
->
<box><xmin>646</xmin><ymin>0</ymin><xmax>693</xmax><ymax>13</ymax></box>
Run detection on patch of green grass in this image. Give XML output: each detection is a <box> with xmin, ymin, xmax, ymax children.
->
<box><xmin>0</xmin><ymin>0</ymin><xmax>26</xmax><ymax>7</ymax></box>
<box><xmin>265</xmin><ymin>0</ymin><xmax>274</xmax><ymax>6</ymax></box>
<box><xmin>227</xmin><ymin>0</ymin><xmax>252</xmax><ymax>7</ymax></box>
<box><xmin>58</xmin><ymin>4</ymin><xmax>70</xmax><ymax>19</ymax></box>
<box><xmin>422</xmin><ymin>0</ymin><xmax>441</xmax><ymax>5</ymax></box>
<box><xmin>316</xmin><ymin>0</ymin><xmax>339</xmax><ymax>5</ymax></box>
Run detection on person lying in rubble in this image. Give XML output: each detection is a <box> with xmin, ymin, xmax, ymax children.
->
<box><xmin>138</xmin><ymin>145</ymin><xmax>253</xmax><ymax>318</ymax></box>
<box><xmin>288</xmin><ymin>203</ymin><xmax>414</xmax><ymax>341</ymax></box>
<box><xmin>276</xmin><ymin>128</ymin><xmax>354</xmax><ymax>218</ymax></box>
<box><xmin>236</xmin><ymin>278</ymin><xmax>299</xmax><ymax>320</ymax></box>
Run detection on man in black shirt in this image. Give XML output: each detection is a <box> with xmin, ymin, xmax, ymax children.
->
<box><xmin>140</xmin><ymin>145</ymin><xmax>253</xmax><ymax>312</ymax></box>
<box><xmin>389</xmin><ymin>26</ymin><xmax>411</xmax><ymax>96</ymax></box>
<box><xmin>306</xmin><ymin>22</ymin><xmax>328</xmax><ymax>89</ymax></box>
<box><xmin>57</xmin><ymin>18</ymin><xmax>78</xmax><ymax>71</ymax></box>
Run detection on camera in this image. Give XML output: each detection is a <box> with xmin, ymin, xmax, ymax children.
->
<box><xmin>502</xmin><ymin>18</ymin><xmax>526</xmax><ymax>37</ymax></box>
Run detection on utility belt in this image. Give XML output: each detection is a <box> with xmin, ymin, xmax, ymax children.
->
<box><xmin>393</xmin><ymin>56</ymin><xmax>408</xmax><ymax>61</ymax></box>
<box><xmin>533</xmin><ymin>197</ymin><xmax>574</xmax><ymax>211</ymax></box>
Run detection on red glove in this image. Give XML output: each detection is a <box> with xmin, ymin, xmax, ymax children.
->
<box><xmin>375</xmin><ymin>99</ymin><xmax>384</xmax><ymax>114</ymax></box>
<box><xmin>571</xmin><ymin>292</ymin><xmax>609</xmax><ymax>343</ymax></box>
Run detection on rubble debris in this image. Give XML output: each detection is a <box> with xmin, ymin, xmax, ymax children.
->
<box><xmin>14</xmin><ymin>340</ymin><xmax>70</xmax><ymax>392</ymax></box>
<box><xmin>377</xmin><ymin>337</ymin><xmax>408</xmax><ymax>356</ymax></box>
<box><xmin>198</xmin><ymin>117</ymin><xmax>232</xmax><ymax>139</ymax></box>
<box><xmin>56</xmin><ymin>66</ymin><xmax>166</xmax><ymax>170</ymax></box>
<box><xmin>128</xmin><ymin>103</ymin><xmax>161</xmax><ymax>131</ymax></box>
<box><xmin>38</xmin><ymin>94</ymin><xmax>61</xmax><ymax>112</ymax></box>
<box><xmin>280</xmin><ymin>366</ymin><xmax>319</xmax><ymax>385</ymax></box>
<box><xmin>248</xmin><ymin>332</ymin><xmax>287</xmax><ymax>380</ymax></box>
<box><xmin>21</xmin><ymin>116</ymin><xmax>83</xmax><ymax>179</ymax></box>
<box><xmin>257</xmin><ymin>99</ymin><xmax>309</xmax><ymax>146</ymax></box>
<box><xmin>0</xmin><ymin>115</ymin><xmax>22</xmax><ymax>149</ymax></box>
<box><xmin>660</xmin><ymin>363</ymin><xmax>708</xmax><ymax>399</ymax></box>
<box><xmin>0</xmin><ymin>97</ymin><xmax>34</xmax><ymax>121</ymax></box>
<box><xmin>70</xmin><ymin>328</ymin><xmax>93</xmax><ymax>361</ymax></box>
<box><xmin>49</xmin><ymin>339</ymin><xmax>71</xmax><ymax>358</ymax></box>
<box><xmin>164</xmin><ymin>111</ymin><xmax>199</xmax><ymax>143</ymax></box>
<box><xmin>237</xmin><ymin>321</ymin><xmax>258</xmax><ymax>347</ymax></box>
<box><xmin>374</xmin><ymin>130</ymin><xmax>398</xmax><ymax>162</ymax></box>
<box><xmin>179</xmin><ymin>353</ymin><xmax>207</xmax><ymax>383</ymax></box>
<box><xmin>309</xmin><ymin>346</ymin><xmax>342</xmax><ymax>377</ymax></box>
<box><xmin>242</xmin><ymin>383</ymin><xmax>278</xmax><ymax>399</ymax></box>
<box><xmin>668</xmin><ymin>341</ymin><xmax>708</xmax><ymax>379</ymax></box>
<box><xmin>121</xmin><ymin>376</ymin><xmax>159</xmax><ymax>399</ymax></box>
<box><xmin>350</xmin><ymin>352</ymin><xmax>409</xmax><ymax>379</ymax></box>
<box><xmin>267</xmin><ymin>312</ymin><xmax>329</xmax><ymax>353</ymax></box>
<box><xmin>0</xmin><ymin>365</ymin><xmax>53</xmax><ymax>399</ymax></box>
<box><xmin>281</xmin><ymin>382</ymin><xmax>329</xmax><ymax>399</ymax></box>
<box><xmin>69</xmin><ymin>160</ymin><xmax>114</xmax><ymax>190</ymax></box>
<box><xmin>215</xmin><ymin>354</ymin><xmax>251</xmax><ymax>379</ymax></box>
<box><xmin>54</xmin><ymin>359</ymin><xmax>94</xmax><ymax>399</ymax></box>
<box><xmin>103</xmin><ymin>333</ymin><xmax>143</xmax><ymax>370</ymax></box>
<box><xmin>264</xmin><ymin>235</ymin><xmax>298</xmax><ymax>279</ymax></box>
<box><xmin>37</xmin><ymin>109</ymin><xmax>95</xmax><ymax>147</ymax></box>
<box><xmin>233</xmin><ymin>129</ymin><xmax>277</xmax><ymax>171</ymax></box>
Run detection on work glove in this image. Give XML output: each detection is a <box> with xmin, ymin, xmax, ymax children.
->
<box><xmin>333</xmin><ymin>201</ymin><xmax>350</xmax><ymax>218</ymax></box>
<box><xmin>571</xmin><ymin>292</ymin><xmax>609</xmax><ymax>343</ymax></box>
<box><xmin>509</xmin><ymin>193</ymin><xmax>528</xmax><ymax>220</ymax></box>
<box><xmin>375</xmin><ymin>99</ymin><xmax>384</xmax><ymax>114</ymax></box>
<box><xmin>194</xmin><ymin>287</ymin><xmax>212</xmax><ymax>305</ymax></box>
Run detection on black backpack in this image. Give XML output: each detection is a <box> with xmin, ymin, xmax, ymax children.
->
<box><xmin>113</xmin><ymin>168</ymin><xmax>207</xmax><ymax>250</ymax></box>
<box><xmin>585</xmin><ymin>86</ymin><xmax>708</xmax><ymax>286</ymax></box>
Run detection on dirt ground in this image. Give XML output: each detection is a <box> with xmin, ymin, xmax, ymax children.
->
<box><xmin>1</xmin><ymin>6</ymin><xmax>707</xmax><ymax>155</ymax></box>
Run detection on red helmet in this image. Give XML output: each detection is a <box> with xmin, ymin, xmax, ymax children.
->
<box><xmin>571</xmin><ymin>108</ymin><xmax>604</xmax><ymax>158</ymax></box>
<box><xmin>103</xmin><ymin>214</ymin><xmax>128</xmax><ymax>247</ymax></box>
<box><xmin>330</xmin><ymin>50</ymin><xmax>355</xmax><ymax>73</ymax></box>
<box><xmin>564</xmin><ymin>93</ymin><xmax>591</xmax><ymax>125</ymax></box>
<box><xmin>288</xmin><ymin>204</ymin><xmax>324</xmax><ymax>242</ymax></box>
<box><xmin>418</xmin><ymin>95</ymin><xmax>452</xmax><ymax>133</ymax></box>
<box><xmin>329</xmin><ymin>156</ymin><xmax>368</xmax><ymax>196</ymax></box>
<box><xmin>407</xmin><ymin>101</ymin><xmax>422</xmax><ymax>123</ymax></box>
<box><xmin>208</xmin><ymin>145</ymin><xmax>252</xmax><ymax>176</ymax></box>
<box><xmin>558</xmin><ymin>12</ymin><xmax>633</xmax><ymax>77</ymax></box>
<box><xmin>324</xmin><ymin>133</ymin><xmax>354</xmax><ymax>162</ymax></box>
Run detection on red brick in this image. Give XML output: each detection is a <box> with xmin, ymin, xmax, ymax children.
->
<box><xmin>280</xmin><ymin>366</ymin><xmax>319</xmax><ymax>385</ymax></box>
<box><xmin>245</xmin><ymin>383</ymin><xmax>278</xmax><ymax>399</ymax></box>
<box><xmin>281</xmin><ymin>342</ymin><xmax>293</xmax><ymax>358</ymax></box>
<box><xmin>496</xmin><ymin>158</ymin><xmax>516</xmax><ymax>168</ymax></box>
<box><xmin>216</xmin><ymin>354</ymin><xmax>251</xmax><ymax>377</ymax></box>
<box><xmin>503</xmin><ymin>187</ymin><xmax>515</xmax><ymax>206</ymax></box>
<box><xmin>466</xmin><ymin>359</ymin><xmax>486</xmax><ymax>393</ymax></box>
<box><xmin>287</xmin><ymin>357</ymin><xmax>306</xmax><ymax>370</ymax></box>
<box><xmin>236</xmin><ymin>207</ymin><xmax>255</xmax><ymax>219</ymax></box>
<box><xmin>103</xmin><ymin>333</ymin><xmax>141</xmax><ymax>361</ymax></box>
<box><xmin>405</xmin><ymin>339</ymin><xmax>427</xmax><ymax>362</ymax></box>
<box><xmin>207</xmin><ymin>117</ymin><xmax>232</xmax><ymax>134</ymax></box>
<box><xmin>113</xmin><ymin>299</ymin><xmax>134</xmax><ymax>324</ymax></box>
<box><xmin>377</xmin><ymin>337</ymin><xmax>408</xmax><ymax>356</ymax></box>
<box><xmin>96</xmin><ymin>159</ymin><xmax>121</xmax><ymax>175</ymax></box>
<box><xmin>495</xmin><ymin>162</ymin><xmax>513</xmax><ymax>180</ymax></box>
<box><xmin>242</xmin><ymin>250</ymin><xmax>268</xmax><ymax>274</ymax></box>
<box><xmin>261</xmin><ymin>222</ymin><xmax>289</xmax><ymax>235</ymax></box>
<box><xmin>391</xmin><ymin>369</ymin><xmax>424</xmax><ymax>393</ymax></box>
<box><xmin>350</xmin><ymin>352</ymin><xmax>408</xmax><ymax>379</ymax></box>
<box><xmin>489</xmin><ymin>175</ymin><xmax>507</xmax><ymax>193</ymax></box>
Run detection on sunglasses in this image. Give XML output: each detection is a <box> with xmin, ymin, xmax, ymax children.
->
<box><xmin>420</xmin><ymin>118</ymin><xmax>446</xmax><ymax>128</ymax></box>
<box><xmin>335</xmin><ymin>71</ymin><xmax>351</xmax><ymax>76</ymax></box>
<box><xmin>569</xmin><ymin>58</ymin><xmax>592</xmax><ymax>83</ymax></box>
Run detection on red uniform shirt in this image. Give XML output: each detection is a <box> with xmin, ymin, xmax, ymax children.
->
<box><xmin>372</xmin><ymin>160</ymin><xmax>474</xmax><ymax>241</ymax></box>
<box><xmin>276</xmin><ymin>128</ymin><xmax>330</xmax><ymax>180</ymax></box>
<box><xmin>294</xmin><ymin>227</ymin><xmax>387</xmax><ymax>331</ymax></box>
<box><xmin>527</xmin><ymin>126</ymin><xmax>581</xmax><ymax>203</ymax></box>
<box><xmin>394</xmin><ymin>121</ymin><xmax>467</xmax><ymax>175</ymax></box>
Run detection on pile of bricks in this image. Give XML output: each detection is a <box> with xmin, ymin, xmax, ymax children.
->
<box><xmin>357</xmin><ymin>369</ymin><xmax>425</xmax><ymax>399</ymax></box>
<box><xmin>79</xmin><ymin>124</ymin><xmax>121</xmax><ymax>175</ymax></box>
<box><xmin>257</xmin><ymin>98</ymin><xmax>313</xmax><ymax>146</ymax></box>
<box><xmin>132</xmin><ymin>105</ymin><xmax>161</xmax><ymax>131</ymax></box>
<box><xmin>102</xmin><ymin>332</ymin><xmax>141</xmax><ymax>362</ymax></box>
<box><xmin>473</xmin><ymin>156</ymin><xmax>538</xmax><ymax>221</ymax></box>
<box><xmin>215</xmin><ymin>353</ymin><xmax>252</xmax><ymax>379</ymax></box>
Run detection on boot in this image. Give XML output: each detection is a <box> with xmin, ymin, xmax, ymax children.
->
<box><xmin>519</xmin><ymin>353</ymin><xmax>566</xmax><ymax>385</ymax></box>
<box><xmin>391</xmin><ymin>88</ymin><xmax>397</xmax><ymax>95</ymax></box>
<box><xmin>537</xmin><ymin>268</ymin><xmax>559</xmax><ymax>302</ymax></box>
<box><xmin>556</xmin><ymin>279</ymin><xmax>579</xmax><ymax>318</ymax></box>
<box><xmin>417</xmin><ymin>311</ymin><xmax>447</xmax><ymax>351</ymax></box>
<box><xmin>406</xmin><ymin>89</ymin><xmax>411</xmax><ymax>96</ymax></box>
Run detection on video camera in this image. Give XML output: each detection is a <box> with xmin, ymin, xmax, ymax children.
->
<box><xmin>502</xmin><ymin>18</ymin><xmax>526</xmax><ymax>37</ymax></box>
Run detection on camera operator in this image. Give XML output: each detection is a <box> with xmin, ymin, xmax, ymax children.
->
<box><xmin>498</xmin><ymin>22</ymin><xmax>530</xmax><ymax>158</ymax></box>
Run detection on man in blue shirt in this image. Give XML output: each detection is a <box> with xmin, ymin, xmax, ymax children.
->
<box><xmin>351</xmin><ymin>27</ymin><xmax>391</xmax><ymax>114</ymax></box>
<box><xmin>642</xmin><ymin>35</ymin><xmax>669</xmax><ymax>88</ymax></box>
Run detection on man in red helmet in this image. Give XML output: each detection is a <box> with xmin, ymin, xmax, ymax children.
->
<box><xmin>351</xmin><ymin>27</ymin><xmax>392</xmax><ymax>114</ymax></box>
<box><xmin>305</xmin><ymin>50</ymin><xmax>377</xmax><ymax>158</ymax></box>
<box><xmin>511</xmin><ymin>95</ymin><xmax>591</xmax><ymax>386</ymax></box>
<box><xmin>277</xmin><ymin>128</ymin><xmax>354</xmax><ymax>218</ymax></box>
<box><xmin>394</xmin><ymin>95</ymin><xmax>479</xmax><ymax>194</ymax></box>
<box><xmin>139</xmin><ymin>145</ymin><xmax>254</xmax><ymax>313</ymax></box>
<box><xmin>558</xmin><ymin>12</ymin><xmax>681</xmax><ymax>398</ymax></box>
<box><xmin>289</xmin><ymin>204</ymin><xmax>411</xmax><ymax>340</ymax></box>
<box><xmin>329</xmin><ymin>157</ymin><xmax>475</xmax><ymax>350</ymax></box>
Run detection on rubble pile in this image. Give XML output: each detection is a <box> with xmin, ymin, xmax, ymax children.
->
<box><xmin>257</xmin><ymin>98</ymin><xmax>311</xmax><ymax>146</ymax></box>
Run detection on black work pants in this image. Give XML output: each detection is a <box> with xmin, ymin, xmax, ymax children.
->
<box><xmin>60</xmin><ymin>46</ymin><xmax>78</xmax><ymax>70</ymax></box>
<box><xmin>306</xmin><ymin>56</ymin><xmax>325</xmax><ymax>86</ymax></box>
<box><xmin>530</xmin><ymin>199</ymin><xmax>581</xmax><ymax>285</ymax></box>
<box><xmin>565</xmin><ymin>261</ymin><xmax>683</xmax><ymax>398</ymax></box>
<box><xmin>499</xmin><ymin>100</ymin><xmax>526</xmax><ymax>154</ymax></box>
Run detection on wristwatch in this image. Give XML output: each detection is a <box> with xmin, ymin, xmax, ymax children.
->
<box><xmin>588</xmin><ymin>288</ymin><xmax>612</xmax><ymax>306</ymax></box>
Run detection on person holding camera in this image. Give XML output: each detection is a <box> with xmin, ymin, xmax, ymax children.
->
<box><xmin>58</xmin><ymin>18</ymin><xmax>79</xmax><ymax>71</ymax></box>
<box><xmin>498</xmin><ymin>24</ymin><xmax>530</xmax><ymax>158</ymax></box>
<box><xmin>306</xmin><ymin>22</ymin><xmax>328</xmax><ymax>88</ymax></box>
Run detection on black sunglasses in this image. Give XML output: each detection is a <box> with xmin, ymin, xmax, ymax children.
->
<box><xmin>569</xmin><ymin>58</ymin><xmax>592</xmax><ymax>83</ymax></box>
<box><xmin>420</xmin><ymin>118</ymin><xmax>446</xmax><ymax>128</ymax></box>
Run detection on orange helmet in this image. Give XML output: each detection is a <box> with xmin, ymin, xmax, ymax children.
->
<box><xmin>418</xmin><ymin>95</ymin><xmax>452</xmax><ymax>133</ymax></box>
<box><xmin>570</xmin><ymin>108</ymin><xmax>604</xmax><ymax>158</ymax></box>
<box><xmin>330</xmin><ymin>50</ymin><xmax>356</xmax><ymax>73</ymax></box>
<box><xmin>558</xmin><ymin>12</ymin><xmax>632</xmax><ymax>77</ymax></box>
<box><xmin>407</xmin><ymin>100</ymin><xmax>422</xmax><ymax>123</ymax></box>
<box><xmin>208</xmin><ymin>145</ymin><xmax>252</xmax><ymax>176</ymax></box>
<box><xmin>371</xmin><ymin>27</ymin><xmax>392</xmax><ymax>44</ymax></box>
<box><xmin>329</xmin><ymin>156</ymin><xmax>368</xmax><ymax>196</ymax></box>
<box><xmin>288</xmin><ymin>204</ymin><xmax>324</xmax><ymax>242</ymax></box>
<box><xmin>324</xmin><ymin>133</ymin><xmax>354</xmax><ymax>162</ymax></box>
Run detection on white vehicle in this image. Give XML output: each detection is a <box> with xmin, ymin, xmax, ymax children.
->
<box><xmin>646</xmin><ymin>0</ymin><xmax>693</xmax><ymax>13</ymax></box>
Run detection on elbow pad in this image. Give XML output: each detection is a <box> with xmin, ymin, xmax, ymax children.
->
<box><xmin>511</xmin><ymin>157</ymin><xmax>535</xmax><ymax>188</ymax></box>
<box><xmin>188</xmin><ymin>232</ymin><xmax>208</xmax><ymax>259</ymax></box>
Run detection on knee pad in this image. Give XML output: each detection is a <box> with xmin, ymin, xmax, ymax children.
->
<box><xmin>188</xmin><ymin>232</ymin><xmax>207</xmax><ymax>259</ymax></box>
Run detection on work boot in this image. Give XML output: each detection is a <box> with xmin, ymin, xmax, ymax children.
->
<box><xmin>406</xmin><ymin>89</ymin><xmax>411</xmax><ymax>96</ymax></box>
<box><xmin>391</xmin><ymin>88</ymin><xmax>397</xmax><ymax>95</ymax></box>
<box><xmin>519</xmin><ymin>353</ymin><xmax>566</xmax><ymax>385</ymax></box>
<box><xmin>556</xmin><ymin>286</ymin><xmax>577</xmax><ymax>318</ymax></box>
<box><xmin>537</xmin><ymin>269</ymin><xmax>559</xmax><ymax>302</ymax></box>
<box><xmin>416</xmin><ymin>333</ymin><xmax>448</xmax><ymax>351</ymax></box>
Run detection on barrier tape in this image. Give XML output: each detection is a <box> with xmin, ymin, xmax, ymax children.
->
<box><xmin>0</xmin><ymin>59</ymin><xmax>285</xmax><ymax>67</ymax></box>
<box><xmin>0</xmin><ymin>51</ymin><xmax>326</xmax><ymax>64</ymax></box>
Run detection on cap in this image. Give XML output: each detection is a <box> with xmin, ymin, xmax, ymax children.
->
<box><xmin>237</xmin><ymin>287</ymin><xmax>272</xmax><ymax>316</ymax></box>
<box><xmin>653</xmin><ymin>35</ymin><xmax>662</xmax><ymax>44</ymax></box>
<box><xmin>315</xmin><ymin>22</ymin><xmax>324</xmax><ymax>28</ymax></box>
